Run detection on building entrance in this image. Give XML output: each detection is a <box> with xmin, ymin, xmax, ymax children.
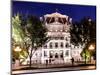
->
<box><xmin>49</xmin><ymin>51</ymin><xmax>64</xmax><ymax>64</ymax></box>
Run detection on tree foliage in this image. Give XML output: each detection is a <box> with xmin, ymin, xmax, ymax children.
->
<box><xmin>12</xmin><ymin>14</ymin><xmax>25</xmax><ymax>45</ymax></box>
<box><xmin>12</xmin><ymin>14</ymin><xmax>28</xmax><ymax>61</ymax></box>
<box><xmin>70</xmin><ymin>17</ymin><xmax>96</xmax><ymax>63</ymax></box>
<box><xmin>70</xmin><ymin>17</ymin><xmax>96</xmax><ymax>46</ymax></box>
<box><xmin>25</xmin><ymin>15</ymin><xmax>48</xmax><ymax>67</ymax></box>
<box><xmin>12</xmin><ymin>14</ymin><xmax>48</xmax><ymax>67</ymax></box>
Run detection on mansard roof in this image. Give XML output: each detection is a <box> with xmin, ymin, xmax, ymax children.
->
<box><xmin>44</xmin><ymin>12</ymin><xmax>68</xmax><ymax>18</ymax></box>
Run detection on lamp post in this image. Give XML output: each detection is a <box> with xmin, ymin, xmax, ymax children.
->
<box><xmin>88</xmin><ymin>44</ymin><xmax>95</xmax><ymax>63</ymax></box>
<box><xmin>14</xmin><ymin>46</ymin><xmax>22</xmax><ymax>67</ymax></box>
<box><xmin>14</xmin><ymin>46</ymin><xmax>22</xmax><ymax>52</ymax></box>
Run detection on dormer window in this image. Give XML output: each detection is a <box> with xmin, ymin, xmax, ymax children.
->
<box><xmin>58</xmin><ymin>18</ymin><xmax>67</xmax><ymax>24</ymax></box>
<box><xmin>62</xmin><ymin>18</ymin><xmax>67</xmax><ymax>24</ymax></box>
<box><xmin>58</xmin><ymin>18</ymin><xmax>63</xmax><ymax>24</ymax></box>
<box><xmin>46</xmin><ymin>17</ymin><xmax>51</xmax><ymax>23</ymax></box>
<box><xmin>50</xmin><ymin>17</ymin><xmax>55</xmax><ymax>23</ymax></box>
<box><xmin>46</xmin><ymin>17</ymin><xmax>67</xmax><ymax>24</ymax></box>
<box><xmin>46</xmin><ymin>17</ymin><xmax>55</xmax><ymax>24</ymax></box>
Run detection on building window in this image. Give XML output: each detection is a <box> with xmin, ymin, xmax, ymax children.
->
<box><xmin>55</xmin><ymin>53</ymin><xmax>58</xmax><ymax>58</ymax></box>
<box><xmin>49</xmin><ymin>42</ymin><xmax>53</xmax><ymax>48</ymax></box>
<box><xmin>65</xmin><ymin>43</ymin><xmax>68</xmax><ymax>48</ymax></box>
<box><xmin>50</xmin><ymin>17</ymin><xmax>55</xmax><ymax>23</ymax></box>
<box><xmin>46</xmin><ymin>17</ymin><xmax>51</xmax><ymax>23</ymax></box>
<box><xmin>60</xmin><ymin>37</ymin><xmax>64</xmax><ymax>40</ymax></box>
<box><xmin>62</xmin><ymin>18</ymin><xmax>67</xmax><ymax>24</ymax></box>
<box><xmin>60</xmin><ymin>52</ymin><xmax>63</xmax><ymax>58</ymax></box>
<box><xmin>44</xmin><ymin>51</ymin><xmax>47</xmax><ymax>57</ymax></box>
<box><xmin>44</xmin><ymin>45</ymin><xmax>47</xmax><ymax>49</ymax></box>
<box><xmin>66</xmin><ymin>37</ymin><xmax>68</xmax><ymax>41</ymax></box>
<box><xmin>66</xmin><ymin>50</ymin><xmax>69</xmax><ymax>56</ymax></box>
<box><xmin>50</xmin><ymin>51</ymin><xmax>53</xmax><ymax>58</ymax></box>
<box><xmin>59</xmin><ymin>50</ymin><xmax>63</xmax><ymax>58</ymax></box>
<box><xmin>60</xmin><ymin>42</ymin><xmax>63</xmax><ymax>48</ymax></box>
<box><xmin>50</xmin><ymin>53</ymin><xmax>53</xmax><ymax>58</ymax></box>
<box><xmin>55</xmin><ymin>42</ymin><xmax>58</xmax><ymax>48</ymax></box>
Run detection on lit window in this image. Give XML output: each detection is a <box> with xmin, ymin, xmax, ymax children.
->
<box><xmin>60</xmin><ymin>51</ymin><xmax>63</xmax><ymax>58</ymax></box>
<box><xmin>66</xmin><ymin>50</ymin><xmax>69</xmax><ymax>56</ymax></box>
<box><xmin>50</xmin><ymin>51</ymin><xmax>53</xmax><ymax>58</ymax></box>
<box><xmin>44</xmin><ymin>51</ymin><xmax>47</xmax><ymax>56</ymax></box>
<box><xmin>50</xmin><ymin>52</ymin><xmax>53</xmax><ymax>58</ymax></box>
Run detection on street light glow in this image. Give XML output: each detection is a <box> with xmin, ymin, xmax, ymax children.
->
<box><xmin>14</xmin><ymin>46</ymin><xmax>22</xmax><ymax>52</ymax></box>
<box><xmin>88</xmin><ymin>45</ymin><xmax>95</xmax><ymax>50</ymax></box>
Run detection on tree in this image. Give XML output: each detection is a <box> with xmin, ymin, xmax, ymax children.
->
<box><xmin>12</xmin><ymin>14</ymin><xmax>48</xmax><ymax>67</ymax></box>
<box><xmin>12</xmin><ymin>14</ymin><xmax>25</xmax><ymax>46</ymax></box>
<box><xmin>81</xmin><ymin>49</ymin><xmax>91</xmax><ymax>62</ymax></box>
<box><xmin>71</xmin><ymin>17</ymin><xmax>96</xmax><ymax>46</ymax></box>
<box><xmin>70</xmin><ymin>22</ymin><xmax>83</xmax><ymax>46</ymax></box>
<box><xmin>25</xmin><ymin>15</ymin><xmax>48</xmax><ymax>68</ymax></box>
<box><xmin>12</xmin><ymin>14</ymin><xmax>27</xmax><ymax>61</ymax></box>
<box><xmin>70</xmin><ymin>17</ymin><xmax>96</xmax><ymax>64</ymax></box>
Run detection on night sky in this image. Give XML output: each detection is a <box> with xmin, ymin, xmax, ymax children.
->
<box><xmin>12</xmin><ymin>1</ymin><xmax>96</xmax><ymax>22</ymax></box>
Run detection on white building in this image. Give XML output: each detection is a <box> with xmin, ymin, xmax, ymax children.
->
<box><xmin>25</xmin><ymin>12</ymin><xmax>83</xmax><ymax>65</ymax></box>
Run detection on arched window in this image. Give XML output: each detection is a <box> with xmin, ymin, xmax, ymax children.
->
<box><xmin>60</xmin><ymin>42</ymin><xmax>63</xmax><ymax>48</ymax></box>
<box><xmin>49</xmin><ymin>42</ymin><xmax>53</xmax><ymax>48</ymax></box>
<box><xmin>55</xmin><ymin>42</ymin><xmax>58</xmax><ymax>48</ymax></box>
<box><xmin>65</xmin><ymin>43</ymin><xmax>68</xmax><ymax>48</ymax></box>
<box><xmin>49</xmin><ymin>51</ymin><xmax>53</xmax><ymax>58</ymax></box>
<box><xmin>65</xmin><ymin>43</ymin><xmax>70</xmax><ymax>48</ymax></box>
<box><xmin>55</xmin><ymin>53</ymin><xmax>58</xmax><ymax>58</ymax></box>
<box><xmin>60</xmin><ymin>51</ymin><xmax>63</xmax><ymax>58</ymax></box>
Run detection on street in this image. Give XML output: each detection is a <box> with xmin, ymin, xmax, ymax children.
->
<box><xmin>12</xmin><ymin>65</ymin><xmax>96</xmax><ymax>75</ymax></box>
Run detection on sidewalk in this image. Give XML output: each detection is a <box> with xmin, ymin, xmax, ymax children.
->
<box><xmin>12</xmin><ymin>62</ymin><xmax>95</xmax><ymax>71</ymax></box>
<box><xmin>12</xmin><ymin>64</ymin><xmax>96</xmax><ymax>75</ymax></box>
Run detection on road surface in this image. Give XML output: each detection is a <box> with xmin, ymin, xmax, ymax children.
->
<box><xmin>12</xmin><ymin>65</ymin><xmax>96</xmax><ymax>75</ymax></box>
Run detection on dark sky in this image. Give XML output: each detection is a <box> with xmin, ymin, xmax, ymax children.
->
<box><xmin>12</xmin><ymin>1</ymin><xmax>96</xmax><ymax>22</ymax></box>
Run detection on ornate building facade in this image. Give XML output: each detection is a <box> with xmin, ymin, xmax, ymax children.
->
<box><xmin>24</xmin><ymin>12</ymin><xmax>83</xmax><ymax>65</ymax></box>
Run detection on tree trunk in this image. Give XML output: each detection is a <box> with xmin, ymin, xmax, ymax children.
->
<box><xmin>29</xmin><ymin>45</ymin><xmax>33</xmax><ymax>68</ymax></box>
<box><xmin>29</xmin><ymin>55</ymin><xmax>32</xmax><ymax>68</ymax></box>
<box><xmin>85</xmin><ymin>50</ymin><xmax>87</xmax><ymax>64</ymax></box>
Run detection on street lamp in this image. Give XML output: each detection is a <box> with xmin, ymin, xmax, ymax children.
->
<box><xmin>14</xmin><ymin>46</ymin><xmax>22</xmax><ymax>67</ymax></box>
<box><xmin>88</xmin><ymin>44</ymin><xmax>95</xmax><ymax>63</ymax></box>
<box><xmin>88</xmin><ymin>45</ymin><xmax>95</xmax><ymax>50</ymax></box>
<box><xmin>14</xmin><ymin>46</ymin><xmax>22</xmax><ymax>52</ymax></box>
